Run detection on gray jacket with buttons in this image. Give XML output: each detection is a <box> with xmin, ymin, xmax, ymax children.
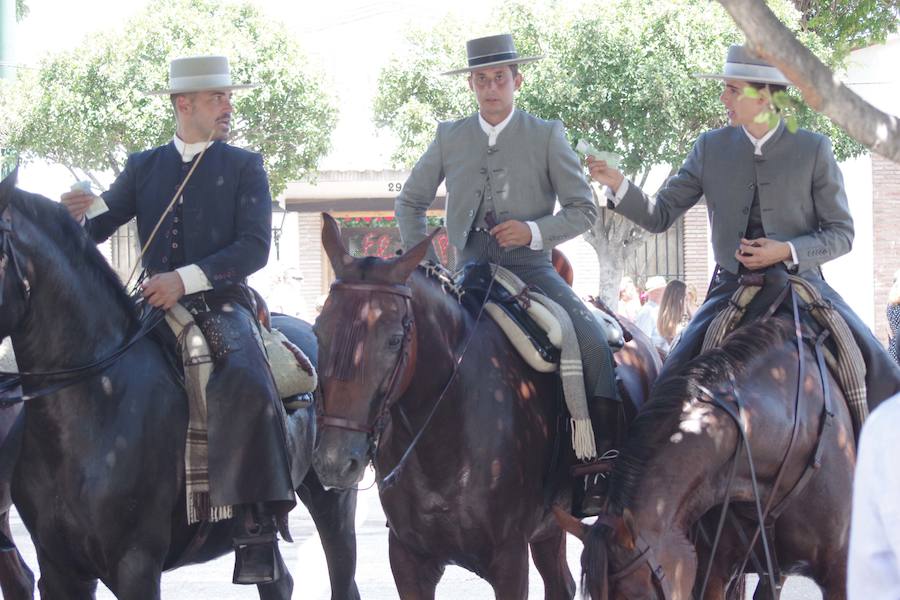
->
<box><xmin>396</xmin><ymin>110</ymin><xmax>597</xmax><ymax>251</ymax></box>
<box><xmin>612</xmin><ymin>122</ymin><xmax>853</xmax><ymax>275</ymax></box>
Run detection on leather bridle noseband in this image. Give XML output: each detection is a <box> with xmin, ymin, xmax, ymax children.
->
<box><xmin>317</xmin><ymin>269</ymin><xmax>497</xmax><ymax>488</ymax></box>
<box><xmin>597</xmin><ymin>514</ymin><xmax>672</xmax><ymax>600</ymax></box>
<box><xmin>317</xmin><ymin>281</ymin><xmax>417</xmax><ymax>438</ymax></box>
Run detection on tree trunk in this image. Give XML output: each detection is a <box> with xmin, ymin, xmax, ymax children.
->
<box><xmin>583</xmin><ymin>203</ymin><xmax>650</xmax><ymax>310</ymax></box>
<box><xmin>717</xmin><ymin>0</ymin><xmax>900</xmax><ymax>163</ymax></box>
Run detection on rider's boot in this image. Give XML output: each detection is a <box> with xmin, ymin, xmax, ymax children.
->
<box><xmin>232</xmin><ymin>502</ymin><xmax>285</xmax><ymax>585</ymax></box>
<box><xmin>574</xmin><ymin>392</ymin><xmax>624</xmax><ymax>517</ymax></box>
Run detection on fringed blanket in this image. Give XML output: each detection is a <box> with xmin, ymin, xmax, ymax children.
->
<box><xmin>166</xmin><ymin>304</ymin><xmax>234</xmax><ymax>524</ymax></box>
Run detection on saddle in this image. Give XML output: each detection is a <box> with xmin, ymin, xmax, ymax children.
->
<box><xmin>457</xmin><ymin>261</ymin><xmax>560</xmax><ymax>371</ymax></box>
<box><xmin>455</xmin><ymin>261</ymin><xmax>602</xmax><ymax>459</ymax></box>
<box><xmin>456</xmin><ymin>261</ymin><xmax>625</xmax><ymax>374</ymax></box>
<box><xmin>703</xmin><ymin>269</ymin><xmax>868</xmax><ymax>434</ymax></box>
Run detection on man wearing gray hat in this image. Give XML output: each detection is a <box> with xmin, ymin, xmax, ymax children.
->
<box><xmin>588</xmin><ymin>44</ymin><xmax>900</xmax><ymax>404</ymax></box>
<box><xmin>60</xmin><ymin>55</ymin><xmax>295</xmax><ymax>585</ymax></box>
<box><xmin>395</xmin><ymin>33</ymin><xmax>619</xmax><ymax>516</ymax></box>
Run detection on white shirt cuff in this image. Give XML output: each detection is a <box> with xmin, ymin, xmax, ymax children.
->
<box><xmin>526</xmin><ymin>221</ymin><xmax>543</xmax><ymax>250</ymax></box>
<box><xmin>176</xmin><ymin>264</ymin><xmax>213</xmax><ymax>296</ymax></box>
<box><xmin>604</xmin><ymin>179</ymin><xmax>630</xmax><ymax>207</ymax></box>
<box><xmin>784</xmin><ymin>242</ymin><xmax>799</xmax><ymax>268</ymax></box>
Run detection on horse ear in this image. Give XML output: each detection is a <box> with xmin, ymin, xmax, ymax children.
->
<box><xmin>0</xmin><ymin>166</ymin><xmax>17</xmax><ymax>212</ymax></box>
<box><xmin>614</xmin><ymin>510</ymin><xmax>637</xmax><ymax>551</ymax></box>
<box><xmin>552</xmin><ymin>505</ymin><xmax>587</xmax><ymax>541</ymax></box>
<box><xmin>321</xmin><ymin>212</ymin><xmax>354</xmax><ymax>278</ymax></box>
<box><xmin>386</xmin><ymin>228</ymin><xmax>441</xmax><ymax>283</ymax></box>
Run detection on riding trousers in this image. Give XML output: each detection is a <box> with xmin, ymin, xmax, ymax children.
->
<box><xmin>662</xmin><ymin>266</ymin><xmax>900</xmax><ymax>411</ymax></box>
<box><xmin>181</xmin><ymin>284</ymin><xmax>296</xmax><ymax>511</ymax></box>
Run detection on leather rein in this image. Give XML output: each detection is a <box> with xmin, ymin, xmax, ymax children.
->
<box><xmin>0</xmin><ymin>205</ymin><xmax>164</xmax><ymax>404</ymax></box>
<box><xmin>317</xmin><ymin>272</ymin><xmax>496</xmax><ymax>488</ymax></box>
<box><xmin>607</xmin><ymin>285</ymin><xmax>835</xmax><ymax>600</ymax></box>
<box><xmin>316</xmin><ymin>281</ymin><xmax>417</xmax><ymax>436</ymax></box>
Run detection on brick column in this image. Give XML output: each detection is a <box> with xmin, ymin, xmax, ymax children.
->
<box><xmin>682</xmin><ymin>202</ymin><xmax>710</xmax><ymax>304</ymax></box>
<box><xmin>872</xmin><ymin>154</ymin><xmax>900</xmax><ymax>344</ymax></box>
<box><xmin>295</xmin><ymin>212</ymin><xmax>326</xmax><ymax>318</ymax></box>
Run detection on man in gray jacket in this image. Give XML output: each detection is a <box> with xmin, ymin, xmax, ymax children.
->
<box><xmin>396</xmin><ymin>34</ymin><xmax>618</xmax><ymax>514</ymax></box>
<box><xmin>588</xmin><ymin>44</ymin><xmax>900</xmax><ymax>405</ymax></box>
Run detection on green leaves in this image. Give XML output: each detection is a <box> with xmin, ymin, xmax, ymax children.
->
<box><xmin>371</xmin><ymin>0</ymin><xmax>865</xmax><ymax>171</ymax></box>
<box><xmin>1</xmin><ymin>0</ymin><xmax>336</xmax><ymax>195</ymax></box>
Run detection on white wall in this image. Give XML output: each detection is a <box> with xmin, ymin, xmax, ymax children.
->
<box><xmin>830</xmin><ymin>34</ymin><xmax>900</xmax><ymax>330</ymax></box>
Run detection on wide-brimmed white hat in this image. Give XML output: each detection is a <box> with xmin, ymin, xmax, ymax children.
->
<box><xmin>442</xmin><ymin>34</ymin><xmax>543</xmax><ymax>76</ymax></box>
<box><xmin>147</xmin><ymin>55</ymin><xmax>256</xmax><ymax>96</ymax></box>
<box><xmin>644</xmin><ymin>276</ymin><xmax>667</xmax><ymax>293</ymax></box>
<box><xmin>695</xmin><ymin>44</ymin><xmax>791</xmax><ymax>87</ymax></box>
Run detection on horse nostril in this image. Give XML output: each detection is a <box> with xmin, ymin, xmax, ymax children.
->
<box><xmin>343</xmin><ymin>457</ymin><xmax>361</xmax><ymax>479</ymax></box>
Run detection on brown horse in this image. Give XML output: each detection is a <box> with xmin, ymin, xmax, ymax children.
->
<box><xmin>557</xmin><ymin>317</ymin><xmax>854</xmax><ymax>600</ymax></box>
<box><xmin>312</xmin><ymin>214</ymin><xmax>660</xmax><ymax>599</ymax></box>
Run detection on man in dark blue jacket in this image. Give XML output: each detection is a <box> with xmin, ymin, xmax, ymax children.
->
<box><xmin>61</xmin><ymin>55</ymin><xmax>294</xmax><ymax>585</ymax></box>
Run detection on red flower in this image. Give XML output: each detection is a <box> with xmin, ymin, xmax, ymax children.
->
<box><xmin>363</xmin><ymin>217</ymin><xmax>372</xmax><ymax>223</ymax></box>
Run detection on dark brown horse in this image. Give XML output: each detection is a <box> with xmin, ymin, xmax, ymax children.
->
<box><xmin>0</xmin><ymin>174</ymin><xmax>360</xmax><ymax>599</ymax></box>
<box><xmin>558</xmin><ymin>317</ymin><xmax>854</xmax><ymax>600</ymax></box>
<box><xmin>312</xmin><ymin>214</ymin><xmax>660</xmax><ymax>599</ymax></box>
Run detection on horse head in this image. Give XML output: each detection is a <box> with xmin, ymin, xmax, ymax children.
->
<box><xmin>0</xmin><ymin>169</ymin><xmax>34</xmax><ymax>341</ymax></box>
<box><xmin>312</xmin><ymin>213</ymin><xmax>438</xmax><ymax>488</ymax></box>
<box><xmin>556</xmin><ymin>506</ymin><xmax>680</xmax><ymax>600</ymax></box>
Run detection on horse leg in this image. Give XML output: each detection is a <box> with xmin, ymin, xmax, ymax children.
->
<box><xmin>257</xmin><ymin>550</ymin><xmax>293</xmax><ymax>600</ymax></box>
<box><xmin>35</xmin><ymin>553</ymin><xmax>98</xmax><ymax>600</ymax></box>
<box><xmin>0</xmin><ymin>510</ymin><xmax>35</xmax><ymax>600</ymax></box>
<box><xmin>103</xmin><ymin>550</ymin><xmax>161</xmax><ymax>600</ymax></box>
<box><xmin>297</xmin><ymin>472</ymin><xmax>361</xmax><ymax>600</ymax></box>
<box><xmin>529</xmin><ymin>527</ymin><xmax>575</xmax><ymax>600</ymax></box>
<box><xmin>388</xmin><ymin>529</ymin><xmax>444</xmax><ymax>600</ymax></box>
<box><xmin>484</xmin><ymin>540</ymin><xmax>529</xmax><ymax>600</ymax></box>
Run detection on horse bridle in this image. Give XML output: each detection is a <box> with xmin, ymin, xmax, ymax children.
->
<box><xmin>598</xmin><ymin>514</ymin><xmax>672</xmax><ymax>600</ymax></box>
<box><xmin>0</xmin><ymin>204</ymin><xmax>165</xmax><ymax>403</ymax></box>
<box><xmin>317</xmin><ymin>281</ymin><xmax>418</xmax><ymax>437</ymax></box>
<box><xmin>0</xmin><ymin>206</ymin><xmax>32</xmax><ymax>309</ymax></box>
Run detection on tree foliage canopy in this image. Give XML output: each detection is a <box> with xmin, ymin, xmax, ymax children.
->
<box><xmin>372</xmin><ymin>0</ymin><xmax>870</xmax><ymax>301</ymax></box>
<box><xmin>374</xmin><ymin>0</ymin><xmax>863</xmax><ymax>178</ymax></box>
<box><xmin>1</xmin><ymin>0</ymin><xmax>336</xmax><ymax>195</ymax></box>
<box><xmin>793</xmin><ymin>0</ymin><xmax>899</xmax><ymax>55</ymax></box>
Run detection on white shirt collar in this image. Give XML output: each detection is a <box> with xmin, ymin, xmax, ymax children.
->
<box><xmin>742</xmin><ymin>124</ymin><xmax>777</xmax><ymax>156</ymax></box>
<box><xmin>478</xmin><ymin>108</ymin><xmax>516</xmax><ymax>146</ymax></box>
<box><xmin>173</xmin><ymin>135</ymin><xmax>214</xmax><ymax>163</ymax></box>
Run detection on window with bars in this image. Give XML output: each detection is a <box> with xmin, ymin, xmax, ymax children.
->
<box><xmin>110</xmin><ymin>220</ymin><xmax>140</xmax><ymax>282</ymax></box>
<box><xmin>624</xmin><ymin>215</ymin><xmax>685</xmax><ymax>283</ymax></box>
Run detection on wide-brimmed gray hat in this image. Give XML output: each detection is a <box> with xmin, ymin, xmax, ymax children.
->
<box><xmin>442</xmin><ymin>34</ymin><xmax>543</xmax><ymax>76</ymax></box>
<box><xmin>695</xmin><ymin>45</ymin><xmax>791</xmax><ymax>86</ymax></box>
<box><xmin>147</xmin><ymin>55</ymin><xmax>256</xmax><ymax>96</ymax></box>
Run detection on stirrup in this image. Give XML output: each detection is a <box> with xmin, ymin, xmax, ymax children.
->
<box><xmin>232</xmin><ymin>532</ymin><xmax>282</xmax><ymax>585</ymax></box>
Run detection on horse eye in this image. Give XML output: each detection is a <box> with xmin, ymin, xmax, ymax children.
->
<box><xmin>388</xmin><ymin>334</ymin><xmax>403</xmax><ymax>349</ymax></box>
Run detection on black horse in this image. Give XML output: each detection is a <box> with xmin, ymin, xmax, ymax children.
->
<box><xmin>0</xmin><ymin>172</ymin><xmax>359</xmax><ymax>599</ymax></box>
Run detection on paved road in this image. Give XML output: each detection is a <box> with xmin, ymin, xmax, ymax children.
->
<box><xmin>9</xmin><ymin>468</ymin><xmax>822</xmax><ymax>599</ymax></box>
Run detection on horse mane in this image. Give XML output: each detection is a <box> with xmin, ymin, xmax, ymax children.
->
<box><xmin>581</xmin><ymin>522</ymin><xmax>612</xmax><ymax>599</ymax></box>
<box><xmin>9</xmin><ymin>189</ymin><xmax>140</xmax><ymax>328</ymax></box>
<box><xmin>321</xmin><ymin>259</ymin><xmax>463</xmax><ymax>381</ymax></box>
<box><xmin>608</xmin><ymin>317</ymin><xmax>796</xmax><ymax>513</ymax></box>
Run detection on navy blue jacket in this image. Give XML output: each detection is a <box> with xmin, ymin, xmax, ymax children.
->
<box><xmin>88</xmin><ymin>141</ymin><xmax>272</xmax><ymax>290</ymax></box>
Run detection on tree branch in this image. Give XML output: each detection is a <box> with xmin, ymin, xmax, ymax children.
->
<box><xmin>717</xmin><ymin>0</ymin><xmax>900</xmax><ymax>162</ymax></box>
<box><xmin>106</xmin><ymin>151</ymin><xmax>121</xmax><ymax>178</ymax></box>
